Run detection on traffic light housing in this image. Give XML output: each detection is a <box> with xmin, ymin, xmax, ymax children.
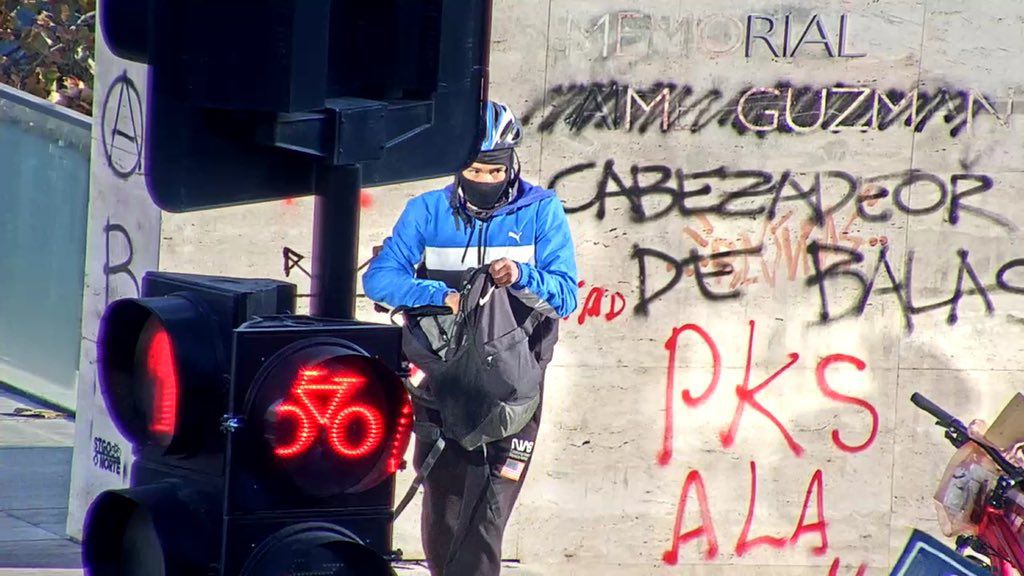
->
<box><xmin>221</xmin><ymin>317</ymin><xmax>412</xmax><ymax>575</ymax></box>
<box><xmin>88</xmin><ymin>0</ymin><xmax>492</xmax><ymax>570</ymax></box>
<box><xmin>100</xmin><ymin>0</ymin><xmax>494</xmax><ymax>212</ymax></box>
<box><xmin>83</xmin><ymin>272</ymin><xmax>413</xmax><ymax>575</ymax></box>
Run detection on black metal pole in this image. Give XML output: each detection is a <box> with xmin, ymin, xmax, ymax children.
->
<box><xmin>310</xmin><ymin>163</ymin><xmax>362</xmax><ymax>319</ymax></box>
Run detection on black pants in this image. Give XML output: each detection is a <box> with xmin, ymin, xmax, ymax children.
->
<box><xmin>413</xmin><ymin>406</ymin><xmax>541</xmax><ymax>576</ymax></box>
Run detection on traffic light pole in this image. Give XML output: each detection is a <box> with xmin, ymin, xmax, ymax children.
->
<box><xmin>310</xmin><ymin>164</ymin><xmax>362</xmax><ymax>319</ymax></box>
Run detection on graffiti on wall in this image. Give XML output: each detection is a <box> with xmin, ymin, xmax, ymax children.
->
<box><xmin>537</xmin><ymin>11</ymin><xmax>1024</xmax><ymax>563</ymax></box>
<box><xmin>573</xmin><ymin>280</ymin><xmax>628</xmax><ymax>326</ymax></box>
<box><xmin>91</xmin><ymin>435</ymin><xmax>125</xmax><ymax>479</ymax></box>
<box><xmin>103</xmin><ymin>218</ymin><xmax>140</xmax><ymax>305</ymax></box>
<box><xmin>658</xmin><ymin>320</ymin><xmax>873</xmax><ymax>572</ymax></box>
<box><xmin>523</xmin><ymin>83</ymin><xmax>1016</xmax><ymax>138</ymax></box>
<box><xmin>549</xmin><ymin>160</ymin><xmax>1021</xmax><ymax>333</ymax></box>
<box><xmin>549</xmin><ymin>161</ymin><xmax>1005</xmax><ymax>229</ymax></box>
<box><xmin>283</xmin><ymin>246</ymin><xmax>312</xmax><ymax>279</ymax></box>
<box><xmin>101</xmin><ymin>71</ymin><xmax>144</xmax><ymax>179</ymax></box>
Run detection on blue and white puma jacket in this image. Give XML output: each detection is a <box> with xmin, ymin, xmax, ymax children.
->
<box><xmin>363</xmin><ymin>179</ymin><xmax>579</xmax><ymax>363</ymax></box>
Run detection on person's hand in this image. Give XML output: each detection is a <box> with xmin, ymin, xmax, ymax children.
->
<box><xmin>444</xmin><ymin>291</ymin><xmax>460</xmax><ymax>314</ymax></box>
<box><xmin>969</xmin><ymin>418</ymin><xmax>1024</xmax><ymax>468</ymax></box>
<box><xmin>968</xmin><ymin>419</ymin><xmax>988</xmax><ymax>443</ymax></box>
<box><xmin>489</xmin><ymin>258</ymin><xmax>520</xmax><ymax>287</ymax></box>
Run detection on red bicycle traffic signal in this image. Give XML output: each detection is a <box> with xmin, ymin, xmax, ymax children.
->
<box><xmin>272</xmin><ymin>364</ymin><xmax>398</xmax><ymax>461</ymax></box>
<box><xmin>256</xmin><ymin>352</ymin><xmax>413</xmax><ymax>496</ymax></box>
<box><xmin>229</xmin><ymin>320</ymin><xmax>412</xmax><ymax>506</ymax></box>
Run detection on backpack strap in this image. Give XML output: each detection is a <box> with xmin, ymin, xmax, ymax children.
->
<box><xmin>392</xmin><ymin>431</ymin><xmax>493</xmax><ymax>571</ymax></box>
<box><xmin>393</xmin><ymin>380</ymin><xmax>449</xmax><ymax>520</ymax></box>
<box><xmin>393</xmin><ymin>432</ymin><xmax>446</xmax><ymax>520</ymax></box>
<box><xmin>521</xmin><ymin>308</ymin><xmax>546</xmax><ymax>336</ymax></box>
<box><xmin>390</xmin><ymin>304</ymin><xmax>454</xmax><ymax>322</ymax></box>
<box><xmin>402</xmin><ymin>376</ymin><xmax>438</xmax><ymax>411</ymax></box>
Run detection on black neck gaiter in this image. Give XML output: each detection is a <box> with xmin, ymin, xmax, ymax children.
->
<box><xmin>461</xmin><ymin>178</ymin><xmax>508</xmax><ymax>209</ymax></box>
<box><xmin>458</xmin><ymin>148</ymin><xmax>516</xmax><ymax>210</ymax></box>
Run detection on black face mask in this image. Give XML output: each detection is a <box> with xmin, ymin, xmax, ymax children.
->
<box><xmin>456</xmin><ymin>148</ymin><xmax>517</xmax><ymax>212</ymax></box>
<box><xmin>460</xmin><ymin>177</ymin><xmax>509</xmax><ymax>209</ymax></box>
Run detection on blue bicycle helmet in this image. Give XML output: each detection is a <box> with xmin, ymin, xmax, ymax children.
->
<box><xmin>479</xmin><ymin>101</ymin><xmax>522</xmax><ymax>152</ymax></box>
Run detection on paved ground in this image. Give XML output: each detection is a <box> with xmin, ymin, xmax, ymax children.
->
<box><xmin>0</xmin><ymin>387</ymin><xmax>80</xmax><ymax>573</ymax></box>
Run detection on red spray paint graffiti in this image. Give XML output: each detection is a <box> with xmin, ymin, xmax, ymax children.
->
<box><xmin>829</xmin><ymin>558</ymin><xmax>869</xmax><ymax>575</ymax></box>
<box><xmin>663</xmin><ymin>463</ymin><xmax>828</xmax><ymax>563</ymax></box>
<box><xmin>681</xmin><ymin>203</ymin><xmax>890</xmax><ymax>291</ymax></box>
<box><xmin>662</xmin><ymin>469</ymin><xmax>719</xmax><ymax>563</ymax></box>
<box><xmin>719</xmin><ymin>320</ymin><xmax>803</xmax><ymax>456</ymax></box>
<box><xmin>280</xmin><ymin>190</ymin><xmax>374</xmax><ymax>209</ymax></box>
<box><xmin>657</xmin><ymin>323</ymin><xmax>720</xmax><ymax>466</ymax></box>
<box><xmin>566</xmin><ymin>280</ymin><xmax>629</xmax><ymax>325</ymax></box>
<box><xmin>659</xmin><ymin>319</ymin><xmax>877</xmax><ymax>573</ymax></box>
<box><xmin>735</xmin><ymin>461</ymin><xmax>788</xmax><ymax>556</ymax></box>
<box><xmin>659</xmin><ymin>320</ymin><xmax>878</xmax><ymax>463</ymax></box>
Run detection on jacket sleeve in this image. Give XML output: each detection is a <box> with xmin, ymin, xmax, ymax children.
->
<box><xmin>512</xmin><ymin>196</ymin><xmax>579</xmax><ymax>318</ymax></box>
<box><xmin>363</xmin><ymin>196</ymin><xmax>453</xmax><ymax>309</ymax></box>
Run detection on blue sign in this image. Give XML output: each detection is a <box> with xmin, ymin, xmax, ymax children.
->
<box><xmin>890</xmin><ymin>529</ymin><xmax>991</xmax><ymax>576</ymax></box>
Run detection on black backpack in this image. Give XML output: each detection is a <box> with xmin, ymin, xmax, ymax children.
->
<box><xmin>399</xmin><ymin>266</ymin><xmax>545</xmax><ymax>451</ymax></box>
<box><xmin>393</xmin><ymin>266</ymin><xmax>546</xmax><ymax>521</ymax></box>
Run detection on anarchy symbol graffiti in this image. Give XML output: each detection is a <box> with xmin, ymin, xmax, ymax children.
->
<box><xmin>101</xmin><ymin>71</ymin><xmax>144</xmax><ymax>179</ymax></box>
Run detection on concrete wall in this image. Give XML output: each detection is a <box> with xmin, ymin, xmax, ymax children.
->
<box><xmin>66</xmin><ymin>11</ymin><xmax>161</xmax><ymax>537</ymax></box>
<box><xmin>157</xmin><ymin>1</ymin><xmax>1024</xmax><ymax>573</ymax></box>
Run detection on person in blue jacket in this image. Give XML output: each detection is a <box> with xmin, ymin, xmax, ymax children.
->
<box><xmin>363</xmin><ymin>100</ymin><xmax>578</xmax><ymax>576</ymax></box>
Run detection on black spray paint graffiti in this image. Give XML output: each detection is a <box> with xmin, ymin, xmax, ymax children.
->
<box><xmin>804</xmin><ymin>243</ymin><xmax>1024</xmax><ymax>333</ymax></box>
<box><xmin>554</xmin><ymin>161</ymin><xmax>1018</xmax><ymax>332</ymax></box>
<box><xmin>634</xmin><ymin>244</ymin><xmax>762</xmax><ymax>308</ymax></box>
<box><xmin>104</xmin><ymin>218</ymin><xmax>140</xmax><ymax>305</ymax></box>
<box><xmin>283</xmin><ymin>247</ymin><xmax>312</xmax><ymax>278</ymax></box>
<box><xmin>632</xmin><ymin>242</ymin><xmax>1024</xmax><ymax>333</ymax></box>
<box><xmin>92</xmin><ymin>436</ymin><xmax>124</xmax><ymax>478</ymax></box>
<box><xmin>548</xmin><ymin>160</ymin><xmax>1011</xmax><ymax>232</ymax></box>
<box><xmin>280</xmin><ymin>247</ymin><xmax>375</xmax><ymax>300</ymax></box>
<box><xmin>282</xmin><ymin>247</ymin><xmax>312</xmax><ymax>299</ymax></box>
<box><xmin>101</xmin><ymin>71</ymin><xmax>144</xmax><ymax>179</ymax></box>
<box><xmin>522</xmin><ymin>82</ymin><xmax>1015</xmax><ymax>138</ymax></box>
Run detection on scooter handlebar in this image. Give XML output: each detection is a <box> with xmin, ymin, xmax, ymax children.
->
<box><xmin>911</xmin><ymin>392</ymin><xmax>959</xmax><ymax>427</ymax></box>
<box><xmin>912</xmin><ymin>392</ymin><xmax>1024</xmax><ymax>484</ymax></box>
